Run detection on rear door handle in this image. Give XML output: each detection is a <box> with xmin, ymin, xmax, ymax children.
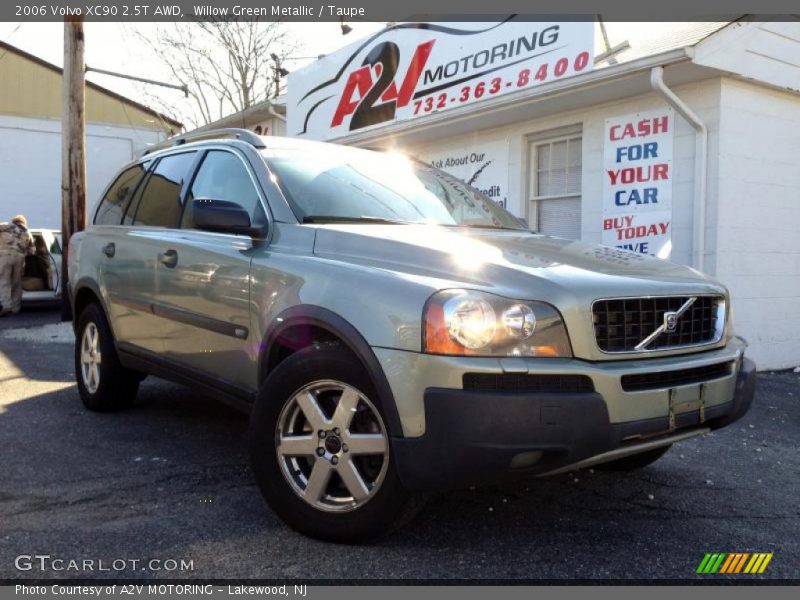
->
<box><xmin>102</xmin><ymin>242</ymin><xmax>115</xmax><ymax>258</ymax></box>
<box><xmin>158</xmin><ymin>249</ymin><xmax>178</xmax><ymax>268</ymax></box>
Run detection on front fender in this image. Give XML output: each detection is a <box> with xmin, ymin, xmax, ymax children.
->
<box><xmin>259</xmin><ymin>305</ymin><xmax>404</xmax><ymax>438</ymax></box>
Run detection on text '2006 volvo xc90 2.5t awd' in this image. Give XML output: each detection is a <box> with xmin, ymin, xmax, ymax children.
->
<box><xmin>68</xmin><ymin>129</ymin><xmax>756</xmax><ymax>542</ymax></box>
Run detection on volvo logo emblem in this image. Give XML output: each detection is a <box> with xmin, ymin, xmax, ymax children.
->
<box><xmin>664</xmin><ymin>311</ymin><xmax>679</xmax><ymax>333</ymax></box>
<box><xmin>634</xmin><ymin>297</ymin><xmax>697</xmax><ymax>351</ymax></box>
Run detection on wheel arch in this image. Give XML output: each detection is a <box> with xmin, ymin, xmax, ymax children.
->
<box><xmin>259</xmin><ymin>305</ymin><xmax>403</xmax><ymax>438</ymax></box>
<box><xmin>72</xmin><ymin>278</ymin><xmax>110</xmax><ymax>334</ymax></box>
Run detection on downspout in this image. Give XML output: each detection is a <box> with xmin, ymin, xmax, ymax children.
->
<box><xmin>650</xmin><ymin>65</ymin><xmax>708</xmax><ymax>272</ymax></box>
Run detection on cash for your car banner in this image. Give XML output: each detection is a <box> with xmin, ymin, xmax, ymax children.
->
<box><xmin>601</xmin><ymin>108</ymin><xmax>674</xmax><ymax>258</ymax></box>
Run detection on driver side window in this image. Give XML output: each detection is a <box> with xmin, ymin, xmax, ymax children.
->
<box><xmin>182</xmin><ymin>150</ymin><xmax>264</xmax><ymax>230</ymax></box>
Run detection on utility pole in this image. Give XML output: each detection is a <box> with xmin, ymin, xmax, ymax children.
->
<box><xmin>61</xmin><ymin>17</ymin><xmax>86</xmax><ymax>321</ymax></box>
<box><xmin>270</xmin><ymin>53</ymin><xmax>289</xmax><ymax>98</ymax></box>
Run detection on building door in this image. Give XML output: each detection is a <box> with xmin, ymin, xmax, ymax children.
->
<box><xmin>528</xmin><ymin>126</ymin><xmax>583</xmax><ymax>239</ymax></box>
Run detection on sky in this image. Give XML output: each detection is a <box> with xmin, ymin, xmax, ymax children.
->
<box><xmin>0</xmin><ymin>21</ymin><xmax>711</xmax><ymax>129</ymax></box>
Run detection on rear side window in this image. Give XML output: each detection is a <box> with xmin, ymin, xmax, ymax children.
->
<box><xmin>132</xmin><ymin>152</ymin><xmax>197</xmax><ymax>227</ymax></box>
<box><xmin>94</xmin><ymin>163</ymin><xmax>149</xmax><ymax>225</ymax></box>
<box><xmin>182</xmin><ymin>150</ymin><xmax>264</xmax><ymax>229</ymax></box>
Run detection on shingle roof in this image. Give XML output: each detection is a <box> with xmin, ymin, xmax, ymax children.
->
<box><xmin>596</xmin><ymin>21</ymin><xmax>734</xmax><ymax>68</ymax></box>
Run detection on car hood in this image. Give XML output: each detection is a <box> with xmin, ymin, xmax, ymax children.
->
<box><xmin>311</xmin><ymin>224</ymin><xmax>724</xmax><ymax>297</ymax></box>
<box><xmin>310</xmin><ymin>224</ymin><xmax>729</xmax><ymax>361</ymax></box>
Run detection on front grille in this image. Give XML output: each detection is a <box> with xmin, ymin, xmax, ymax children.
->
<box><xmin>593</xmin><ymin>295</ymin><xmax>722</xmax><ymax>352</ymax></box>
<box><xmin>463</xmin><ymin>373</ymin><xmax>595</xmax><ymax>393</ymax></box>
<box><xmin>621</xmin><ymin>361</ymin><xmax>734</xmax><ymax>392</ymax></box>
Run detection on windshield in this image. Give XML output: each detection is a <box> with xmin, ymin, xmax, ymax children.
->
<box><xmin>263</xmin><ymin>147</ymin><xmax>525</xmax><ymax>230</ymax></box>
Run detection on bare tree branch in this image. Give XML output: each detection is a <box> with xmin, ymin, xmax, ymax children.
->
<box><xmin>131</xmin><ymin>20</ymin><xmax>297</xmax><ymax>128</ymax></box>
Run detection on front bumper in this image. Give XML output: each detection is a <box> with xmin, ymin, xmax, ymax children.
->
<box><xmin>382</xmin><ymin>344</ymin><xmax>756</xmax><ymax>492</ymax></box>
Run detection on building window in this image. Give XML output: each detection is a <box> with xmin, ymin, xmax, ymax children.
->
<box><xmin>528</xmin><ymin>126</ymin><xmax>582</xmax><ymax>239</ymax></box>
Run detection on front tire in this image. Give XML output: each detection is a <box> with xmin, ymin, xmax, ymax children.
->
<box><xmin>75</xmin><ymin>303</ymin><xmax>140</xmax><ymax>412</ymax></box>
<box><xmin>595</xmin><ymin>445</ymin><xmax>671</xmax><ymax>471</ymax></box>
<box><xmin>249</xmin><ymin>345</ymin><xmax>423</xmax><ymax>543</ymax></box>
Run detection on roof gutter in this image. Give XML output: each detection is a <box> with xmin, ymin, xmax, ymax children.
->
<box><xmin>192</xmin><ymin>102</ymin><xmax>285</xmax><ymax>133</ymax></box>
<box><xmin>267</xmin><ymin>104</ymin><xmax>286</xmax><ymax>123</ymax></box>
<box><xmin>650</xmin><ymin>64</ymin><xmax>708</xmax><ymax>273</ymax></box>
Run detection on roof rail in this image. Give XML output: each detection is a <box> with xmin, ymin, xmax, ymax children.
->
<box><xmin>141</xmin><ymin>128</ymin><xmax>266</xmax><ymax>156</ymax></box>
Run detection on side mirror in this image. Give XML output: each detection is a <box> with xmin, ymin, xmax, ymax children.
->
<box><xmin>192</xmin><ymin>199</ymin><xmax>267</xmax><ymax>238</ymax></box>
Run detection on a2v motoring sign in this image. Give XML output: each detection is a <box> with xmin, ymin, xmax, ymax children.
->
<box><xmin>601</xmin><ymin>109</ymin><xmax>675</xmax><ymax>258</ymax></box>
<box><xmin>287</xmin><ymin>20</ymin><xmax>594</xmax><ymax>140</ymax></box>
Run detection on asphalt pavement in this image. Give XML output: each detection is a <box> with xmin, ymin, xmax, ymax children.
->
<box><xmin>1</xmin><ymin>308</ymin><xmax>798</xmax><ymax>581</ymax></box>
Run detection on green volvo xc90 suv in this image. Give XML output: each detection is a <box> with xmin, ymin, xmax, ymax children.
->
<box><xmin>68</xmin><ymin>129</ymin><xmax>755</xmax><ymax>542</ymax></box>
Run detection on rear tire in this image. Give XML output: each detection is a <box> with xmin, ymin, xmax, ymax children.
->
<box><xmin>75</xmin><ymin>303</ymin><xmax>140</xmax><ymax>412</ymax></box>
<box><xmin>595</xmin><ymin>445</ymin><xmax>671</xmax><ymax>471</ymax></box>
<box><xmin>249</xmin><ymin>344</ymin><xmax>424</xmax><ymax>543</ymax></box>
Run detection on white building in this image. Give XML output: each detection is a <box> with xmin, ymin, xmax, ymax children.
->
<box><xmin>0</xmin><ymin>41</ymin><xmax>182</xmax><ymax>229</ymax></box>
<box><xmin>204</xmin><ymin>19</ymin><xmax>800</xmax><ymax>370</ymax></box>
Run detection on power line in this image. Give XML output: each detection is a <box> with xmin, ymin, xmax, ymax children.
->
<box><xmin>0</xmin><ymin>24</ymin><xmax>24</xmax><ymax>63</ymax></box>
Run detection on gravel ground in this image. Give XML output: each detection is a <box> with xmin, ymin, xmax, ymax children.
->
<box><xmin>1</xmin><ymin>308</ymin><xmax>798</xmax><ymax>582</ymax></box>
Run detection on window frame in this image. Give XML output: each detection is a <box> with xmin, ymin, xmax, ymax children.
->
<box><xmin>178</xmin><ymin>147</ymin><xmax>269</xmax><ymax>233</ymax></box>
<box><xmin>111</xmin><ymin>142</ymin><xmax>277</xmax><ymax>237</ymax></box>
<box><xmin>127</xmin><ymin>150</ymin><xmax>201</xmax><ymax>229</ymax></box>
<box><xmin>526</xmin><ymin>124</ymin><xmax>583</xmax><ymax>237</ymax></box>
<box><xmin>121</xmin><ymin>164</ymin><xmax>153</xmax><ymax>226</ymax></box>
<box><xmin>92</xmin><ymin>161</ymin><xmax>151</xmax><ymax>226</ymax></box>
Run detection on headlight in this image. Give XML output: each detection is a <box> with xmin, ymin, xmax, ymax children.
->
<box><xmin>423</xmin><ymin>289</ymin><xmax>572</xmax><ymax>357</ymax></box>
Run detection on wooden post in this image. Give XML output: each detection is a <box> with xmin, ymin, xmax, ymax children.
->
<box><xmin>61</xmin><ymin>17</ymin><xmax>86</xmax><ymax>321</ymax></box>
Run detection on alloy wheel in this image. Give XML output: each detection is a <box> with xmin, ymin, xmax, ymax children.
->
<box><xmin>80</xmin><ymin>322</ymin><xmax>102</xmax><ymax>394</ymax></box>
<box><xmin>275</xmin><ymin>380</ymin><xmax>389</xmax><ymax>512</ymax></box>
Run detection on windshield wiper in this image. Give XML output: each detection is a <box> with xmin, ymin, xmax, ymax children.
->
<box><xmin>302</xmin><ymin>215</ymin><xmax>413</xmax><ymax>225</ymax></box>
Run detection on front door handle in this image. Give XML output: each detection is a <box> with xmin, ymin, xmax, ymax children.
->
<box><xmin>102</xmin><ymin>242</ymin><xmax>115</xmax><ymax>258</ymax></box>
<box><xmin>158</xmin><ymin>249</ymin><xmax>178</xmax><ymax>268</ymax></box>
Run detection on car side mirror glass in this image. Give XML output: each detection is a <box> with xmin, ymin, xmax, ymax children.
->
<box><xmin>192</xmin><ymin>198</ymin><xmax>267</xmax><ymax>238</ymax></box>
